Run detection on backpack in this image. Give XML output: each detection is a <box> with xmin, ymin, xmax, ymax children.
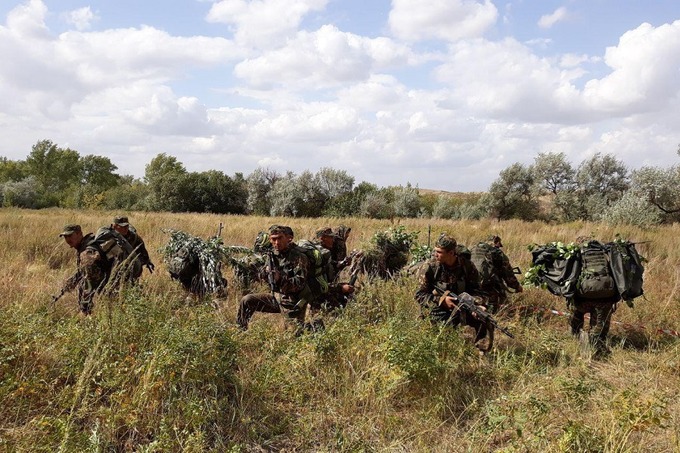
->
<box><xmin>296</xmin><ymin>240</ymin><xmax>331</xmax><ymax>296</ymax></box>
<box><xmin>253</xmin><ymin>231</ymin><xmax>272</xmax><ymax>253</ymax></box>
<box><xmin>470</xmin><ymin>242</ymin><xmax>503</xmax><ymax>289</ymax></box>
<box><xmin>576</xmin><ymin>241</ymin><xmax>618</xmax><ymax>299</ymax></box>
<box><xmin>167</xmin><ymin>245</ymin><xmax>200</xmax><ymax>284</ymax></box>
<box><xmin>608</xmin><ymin>240</ymin><xmax>645</xmax><ymax>302</ymax></box>
<box><xmin>530</xmin><ymin>243</ymin><xmax>581</xmax><ymax>298</ymax></box>
<box><xmin>93</xmin><ymin>227</ymin><xmax>141</xmax><ymax>274</ymax></box>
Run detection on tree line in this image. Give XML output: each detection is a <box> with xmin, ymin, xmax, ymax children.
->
<box><xmin>1</xmin><ymin>140</ymin><xmax>678</xmax><ymax>225</ymax></box>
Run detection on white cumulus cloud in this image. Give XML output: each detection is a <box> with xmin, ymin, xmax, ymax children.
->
<box><xmin>538</xmin><ymin>6</ymin><xmax>568</xmax><ymax>29</ymax></box>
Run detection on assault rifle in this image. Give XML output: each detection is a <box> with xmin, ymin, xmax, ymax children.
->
<box><xmin>432</xmin><ymin>285</ymin><xmax>515</xmax><ymax>339</ymax></box>
<box><xmin>266</xmin><ymin>250</ymin><xmax>277</xmax><ymax>300</ymax></box>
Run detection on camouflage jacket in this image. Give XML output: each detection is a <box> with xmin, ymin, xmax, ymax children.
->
<box><xmin>124</xmin><ymin>228</ymin><xmax>152</xmax><ymax>266</ymax></box>
<box><xmin>415</xmin><ymin>256</ymin><xmax>482</xmax><ymax>310</ymax></box>
<box><xmin>495</xmin><ymin>248</ymin><xmax>522</xmax><ymax>292</ymax></box>
<box><xmin>269</xmin><ymin>244</ymin><xmax>310</xmax><ymax>301</ymax></box>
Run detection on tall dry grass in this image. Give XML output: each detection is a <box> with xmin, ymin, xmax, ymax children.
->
<box><xmin>0</xmin><ymin>208</ymin><xmax>678</xmax><ymax>452</ymax></box>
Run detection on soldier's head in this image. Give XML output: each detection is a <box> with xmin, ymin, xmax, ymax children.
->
<box><xmin>315</xmin><ymin>227</ymin><xmax>335</xmax><ymax>249</ymax></box>
<box><xmin>59</xmin><ymin>224</ymin><xmax>83</xmax><ymax>248</ymax></box>
<box><xmin>488</xmin><ymin>235</ymin><xmax>503</xmax><ymax>248</ymax></box>
<box><xmin>336</xmin><ymin>224</ymin><xmax>351</xmax><ymax>241</ymax></box>
<box><xmin>112</xmin><ymin>216</ymin><xmax>130</xmax><ymax>235</ymax></box>
<box><xmin>269</xmin><ymin>225</ymin><xmax>294</xmax><ymax>252</ymax></box>
<box><xmin>434</xmin><ymin>233</ymin><xmax>457</xmax><ymax>265</ymax></box>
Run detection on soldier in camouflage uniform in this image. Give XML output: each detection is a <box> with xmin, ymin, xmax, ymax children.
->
<box><xmin>415</xmin><ymin>234</ymin><xmax>491</xmax><ymax>349</ymax></box>
<box><xmin>112</xmin><ymin>215</ymin><xmax>155</xmax><ymax>280</ymax></box>
<box><xmin>59</xmin><ymin>224</ymin><xmax>121</xmax><ymax>314</ymax></box>
<box><xmin>481</xmin><ymin>235</ymin><xmax>523</xmax><ymax>313</ymax></box>
<box><xmin>237</xmin><ymin>225</ymin><xmax>311</xmax><ymax>332</ymax></box>
<box><xmin>306</xmin><ymin>228</ymin><xmax>356</xmax><ymax>327</ymax></box>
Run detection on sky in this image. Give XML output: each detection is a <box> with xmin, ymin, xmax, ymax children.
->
<box><xmin>1</xmin><ymin>0</ymin><xmax>679</xmax><ymax>192</ymax></box>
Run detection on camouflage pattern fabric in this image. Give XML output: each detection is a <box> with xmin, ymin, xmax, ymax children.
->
<box><xmin>569</xmin><ymin>299</ymin><xmax>615</xmax><ymax>356</ymax></box>
<box><xmin>415</xmin><ymin>256</ymin><xmax>489</xmax><ymax>343</ymax></box>
<box><xmin>61</xmin><ymin>233</ymin><xmax>112</xmax><ymax>314</ymax></box>
<box><xmin>236</xmin><ymin>242</ymin><xmax>310</xmax><ymax>330</ymax></box>
<box><xmin>123</xmin><ymin>228</ymin><xmax>152</xmax><ymax>279</ymax></box>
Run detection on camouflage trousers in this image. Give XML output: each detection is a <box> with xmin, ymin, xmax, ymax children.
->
<box><xmin>424</xmin><ymin>306</ymin><xmax>489</xmax><ymax>343</ymax></box>
<box><xmin>237</xmin><ymin>293</ymin><xmax>307</xmax><ymax>332</ymax></box>
<box><xmin>569</xmin><ymin>300</ymin><xmax>615</xmax><ymax>353</ymax></box>
<box><xmin>306</xmin><ymin>292</ymin><xmax>347</xmax><ymax>332</ymax></box>
<box><xmin>78</xmin><ymin>249</ymin><xmax>108</xmax><ymax>314</ymax></box>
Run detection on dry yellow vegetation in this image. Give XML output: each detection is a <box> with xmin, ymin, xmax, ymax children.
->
<box><xmin>0</xmin><ymin>208</ymin><xmax>678</xmax><ymax>451</ymax></box>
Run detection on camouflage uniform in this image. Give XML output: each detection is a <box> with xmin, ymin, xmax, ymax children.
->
<box><xmin>113</xmin><ymin>216</ymin><xmax>154</xmax><ymax>280</ymax></box>
<box><xmin>415</xmin><ymin>237</ymin><xmax>489</xmax><ymax>343</ymax></box>
<box><xmin>60</xmin><ymin>225</ymin><xmax>121</xmax><ymax>314</ymax></box>
<box><xmin>237</xmin><ymin>226</ymin><xmax>311</xmax><ymax>331</ymax></box>
<box><xmin>482</xmin><ymin>240</ymin><xmax>522</xmax><ymax>313</ymax></box>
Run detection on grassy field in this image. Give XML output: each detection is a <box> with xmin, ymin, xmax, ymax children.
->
<box><xmin>0</xmin><ymin>208</ymin><xmax>678</xmax><ymax>452</ymax></box>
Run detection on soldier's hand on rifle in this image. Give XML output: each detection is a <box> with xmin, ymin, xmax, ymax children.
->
<box><xmin>146</xmin><ymin>262</ymin><xmax>155</xmax><ymax>274</ymax></box>
<box><xmin>441</xmin><ymin>295</ymin><xmax>459</xmax><ymax>310</ymax></box>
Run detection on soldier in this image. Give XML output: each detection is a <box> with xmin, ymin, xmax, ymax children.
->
<box><xmin>111</xmin><ymin>215</ymin><xmax>155</xmax><ymax>279</ymax></box>
<box><xmin>472</xmin><ymin>235</ymin><xmax>523</xmax><ymax>313</ymax></box>
<box><xmin>306</xmin><ymin>228</ymin><xmax>356</xmax><ymax>328</ymax></box>
<box><xmin>236</xmin><ymin>225</ymin><xmax>311</xmax><ymax>333</ymax></box>
<box><xmin>58</xmin><ymin>224</ymin><xmax>122</xmax><ymax>314</ymax></box>
<box><xmin>415</xmin><ymin>233</ymin><xmax>492</xmax><ymax>350</ymax></box>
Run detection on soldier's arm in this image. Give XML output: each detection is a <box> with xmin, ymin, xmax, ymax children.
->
<box><xmin>415</xmin><ymin>264</ymin><xmax>439</xmax><ymax>309</ymax></box>
<box><xmin>62</xmin><ymin>270</ymin><xmax>83</xmax><ymax>293</ymax></box>
<box><xmin>499</xmin><ymin>253</ymin><xmax>522</xmax><ymax>291</ymax></box>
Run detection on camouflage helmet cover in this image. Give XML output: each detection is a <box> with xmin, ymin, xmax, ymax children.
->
<box><xmin>269</xmin><ymin>224</ymin><xmax>294</xmax><ymax>237</ymax></box>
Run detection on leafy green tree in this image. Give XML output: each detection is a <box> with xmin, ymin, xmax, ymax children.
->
<box><xmin>269</xmin><ymin>171</ymin><xmax>302</xmax><ymax>217</ymax></box>
<box><xmin>392</xmin><ymin>183</ymin><xmax>422</xmax><ymax>218</ymax></box>
<box><xmin>0</xmin><ymin>157</ymin><xmax>28</xmax><ymax>183</ymax></box>
<box><xmin>571</xmin><ymin>153</ymin><xmax>629</xmax><ymax>221</ymax></box>
<box><xmin>80</xmin><ymin>154</ymin><xmax>120</xmax><ymax>190</ymax></box>
<box><xmin>628</xmin><ymin>165</ymin><xmax>680</xmax><ymax>222</ymax></box>
<box><xmin>314</xmin><ymin>167</ymin><xmax>354</xmax><ymax>200</ymax></box>
<box><xmin>360</xmin><ymin>188</ymin><xmax>396</xmax><ymax>219</ymax></box>
<box><xmin>246</xmin><ymin>167</ymin><xmax>281</xmax><ymax>215</ymax></box>
<box><xmin>1</xmin><ymin>176</ymin><xmax>41</xmax><ymax>208</ymax></box>
<box><xmin>432</xmin><ymin>194</ymin><xmax>460</xmax><ymax>219</ymax></box>
<box><xmin>485</xmin><ymin>163</ymin><xmax>539</xmax><ymax>221</ymax></box>
<box><xmin>602</xmin><ymin>191</ymin><xmax>662</xmax><ymax>227</ymax></box>
<box><xmin>532</xmin><ymin>151</ymin><xmax>575</xmax><ymax>195</ymax></box>
<box><xmin>102</xmin><ymin>176</ymin><xmax>150</xmax><ymax>211</ymax></box>
<box><xmin>144</xmin><ymin>153</ymin><xmax>187</xmax><ymax>211</ymax></box>
<box><xmin>25</xmin><ymin>140</ymin><xmax>82</xmax><ymax>194</ymax></box>
<box><xmin>323</xmin><ymin>181</ymin><xmax>378</xmax><ymax>217</ymax></box>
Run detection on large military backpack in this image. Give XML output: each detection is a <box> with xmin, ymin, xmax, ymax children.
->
<box><xmin>608</xmin><ymin>240</ymin><xmax>645</xmax><ymax>302</ymax></box>
<box><xmin>167</xmin><ymin>245</ymin><xmax>200</xmax><ymax>286</ymax></box>
<box><xmin>469</xmin><ymin>242</ymin><xmax>504</xmax><ymax>289</ymax></box>
<box><xmin>296</xmin><ymin>239</ymin><xmax>330</xmax><ymax>296</ymax></box>
<box><xmin>92</xmin><ymin>226</ymin><xmax>142</xmax><ymax>279</ymax></box>
<box><xmin>253</xmin><ymin>231</ymin><xmax>273</xmax><ymax>253</ymax></box>
<box><xmin>576</xmin><ymin>240</ymin><xmax>618</xmax><ymax>300</ymax></box>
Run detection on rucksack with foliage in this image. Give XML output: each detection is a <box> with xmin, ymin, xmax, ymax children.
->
<box><xmin>253</xmin><ymin>231</ymin><xmax>273</xmax><ymax>253</ymax></box>
<box><xmin>527</xmin><ymin>238</ymin><xmax>645</xmax><ymax>305</ymax></box>
<box><xmin>470</xmin><ymin>242</ymin><xmax>504</xmax><ymax>290</ymax></box>
<box><xmin>528</xmin><ymin>242</ymin><xmax>582</xmax><ymax>298</ymax></box>
<box><xmin>161</xmin><ymin>229</ymin><xmax>228</xmax><ymax>296</ymax></box>
<box><xmin>295</xmin><ymin>239</ymin><xmax>331</xmax><ymax>296</ymax></box>
<box><xmin>91</xmin><ymin>226</ymin><xmax>142</xmax><ymax>282</ymax></box>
